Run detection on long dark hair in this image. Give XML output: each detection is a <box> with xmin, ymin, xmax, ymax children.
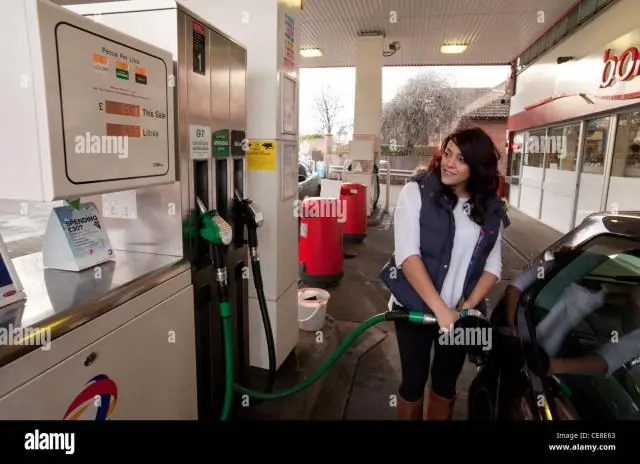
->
<box><xmin>427</xmin><ymin>127</ymin><xmax>500</xmax><ymax>225</ymax></box>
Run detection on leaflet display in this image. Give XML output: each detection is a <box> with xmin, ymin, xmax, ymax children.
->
<box><xmin>42</xmin><ymin>202</ymin><xmax>114</xmax><ymax>272</ymax></box>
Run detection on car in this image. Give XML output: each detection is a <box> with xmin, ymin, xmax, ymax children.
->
<box><xmin>298</xmin><ymin>161</ymin><xmax>321</xmax><ymax>200</ymax></box>
<box><xmin>468</xmin><ymin>211</ymin><xmax>640</xmax><ymax>421</ymax></box>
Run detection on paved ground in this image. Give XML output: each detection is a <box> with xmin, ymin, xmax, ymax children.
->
<box><xmin>0</xmin><ymin>182</ymin><xmax>564</xmax><ymax>420</ymax></box>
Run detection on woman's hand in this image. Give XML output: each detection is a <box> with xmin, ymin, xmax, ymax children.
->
<box><xmin>436</xmin><ymin>307</ymin><xmax>460</xmax><ymax>332</ymax></box>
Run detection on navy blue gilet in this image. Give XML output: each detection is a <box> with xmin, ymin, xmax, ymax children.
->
<box><xmin>379</xmin><ymin>172</ymin><xmax>510</xmax><ymax>314</ymax></box>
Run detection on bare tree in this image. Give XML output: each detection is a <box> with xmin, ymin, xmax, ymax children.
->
<box><xmin>313</xmin><ymin>86</ymin><xmax>344</xmax><ymax>134</ymax></box>
<box><xmin>381</xmin><ymin>72</ymin><xmax>462</xmax><ymax>150</ymax></box>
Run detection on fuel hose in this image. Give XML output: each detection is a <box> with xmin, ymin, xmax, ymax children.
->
<box><xmin>219</xmin><ymin>309</ymin><xmax>451</xmax><ymax>419</ymax></box>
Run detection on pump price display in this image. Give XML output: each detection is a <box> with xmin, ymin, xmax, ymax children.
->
<box><xmin>106</xmin><ymin>123</ymin><xmax>141</xmax><ymax>138</ymax></box>
<box><xmin>100</xmin><ymin>100</ymin><xmax>140</xmax><ymax>117</ymax></box>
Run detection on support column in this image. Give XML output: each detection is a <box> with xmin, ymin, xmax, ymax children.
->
<box><xmin>192</xmin><ymin>0</ymin><xmax>301</xmax><ymax>371</ymax></box>
<box><xmin>349</xmin><ymin>35</ymin><xmax>383</xmax><ymax>215</ymax></box>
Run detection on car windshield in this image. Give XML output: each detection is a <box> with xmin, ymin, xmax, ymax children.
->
<box><xmin>530</xmin><ymin>235</ymin><xmax>640</xmax><ymax>420</ymax></box>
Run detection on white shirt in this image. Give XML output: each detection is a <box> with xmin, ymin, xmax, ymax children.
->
<box><xmin>510</xmin><ymin>260</ymin><xmax>555</xmax><ymax>293</ymax></box>
<box><xmin>535</xmin><ymin>282</ymin><xmax>606</xmax><ymax>356</ymax></box>
<box><xmin>511</xmin><ymin>265</ymin><xmax>640</xmax><ymax>376</ymax></box>
<box><xmin>388</xmin><ymin>181</ymin><xmax>502</xmax><ymax>310</ymax></box>
<box><xmin>597</xmin><ymin>328</ymin><xmax>640</xmax><ymax>377</ymax></box>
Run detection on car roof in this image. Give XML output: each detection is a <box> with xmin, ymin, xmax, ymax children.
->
<box><xmin>585</xmin><ymin>211</ymin><xmax>640</xmax><ymax>225</ymax></box>
<box><xmin>562</xmin><ymin>211</ymin><xmax>640</xmax><ymax>247</ymax></box>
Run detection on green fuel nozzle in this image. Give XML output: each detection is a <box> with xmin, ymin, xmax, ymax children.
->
<box><xmin>196</xmin><ymin>197</ymin><xmax>233</xmax><ymax>247</ymax></box>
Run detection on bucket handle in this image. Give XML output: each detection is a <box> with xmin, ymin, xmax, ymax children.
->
<box><xmin>298</xmin><ymin>302</ymin><xmax>324</xmax><ymax>323</ymax></box>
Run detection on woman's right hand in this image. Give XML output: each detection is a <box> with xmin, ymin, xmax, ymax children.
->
<box><xmin>436</xmin><ymin>307</ymin><xmax>460</xmax><ymax>332</ymax></box>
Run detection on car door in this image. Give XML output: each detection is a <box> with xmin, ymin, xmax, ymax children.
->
<box><xmin>520</xmin><ymin>234</ymin><xmax>640</xmax><ymax>420</ymax></box>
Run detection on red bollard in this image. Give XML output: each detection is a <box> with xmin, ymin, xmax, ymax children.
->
<box><xmin>340</xmin><ymin>182</ymin><xmax>367</xmax><ymax>244</ymax></box>
<box><xmin>298</xmin><ymin>197</ymin><xmax>343</xmax><ymax>287</ymax></box>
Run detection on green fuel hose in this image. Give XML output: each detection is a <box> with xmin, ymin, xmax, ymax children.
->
<box><xmin>219</xmin><ymin>309</ymin><xmax>439</xmax><ymax>420</ymax></box>
<box><xmin>220</xmin><ymin>301</ymin><xmax>235</xmax><ymax>422</ymax></box>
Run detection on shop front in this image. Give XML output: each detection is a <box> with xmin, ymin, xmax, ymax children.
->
<box><xmin>507</xmin><ymin>21</ymin><xmax>640</xmax><ymax>233</ymax></box>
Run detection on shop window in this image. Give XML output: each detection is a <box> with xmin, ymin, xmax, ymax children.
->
<box><xmin>510</xmin><ymin>132</ymin><xmax>525</xmax><ymax>178</ymax></box>
<box><xmin>581</xmin><ymin>117</ymin><xmax>610</xmax><ymax>175</ymax></box>
<box><xmin>612</xmin><ymin>111</ymin><xmax>640</xmax><ymax>178</ymax></box>
<box><xmin>523</xmin><ymin>129</ymin><xmax>546</xmax><ymax>168</ymax></box>
<box><xmin>546</xmin><ymin>123</ymin><xmax>580</xmax><ymax>171</ymax></box>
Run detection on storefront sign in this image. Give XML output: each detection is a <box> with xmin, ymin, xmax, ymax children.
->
<box><xmin>601</xmin><ymin>46</ymin><xmax>640</xmax><ymax>88</ymax></box>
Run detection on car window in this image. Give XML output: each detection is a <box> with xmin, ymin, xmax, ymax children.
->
<box><xmin>530</xmin><ymin>235</ymin><xmax>640</xmax><ymax>420</ymax></box>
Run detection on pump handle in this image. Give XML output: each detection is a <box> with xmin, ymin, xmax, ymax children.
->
<box><xmin>196</xmin><ymin>197</ymin><xmax>207</xmax><ymax>214</ymax></box>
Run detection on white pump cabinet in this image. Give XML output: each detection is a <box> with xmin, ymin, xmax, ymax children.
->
<box><xmin>0</xmin><ymin>0</ymin><xmax>176</xmax><ymax>202</ymax></box>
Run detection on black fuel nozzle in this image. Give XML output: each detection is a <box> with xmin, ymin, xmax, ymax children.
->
<box><xmin>233</xmin><ymin>192</ymin><xmax>263</xmax><ymax>236</ymax></box>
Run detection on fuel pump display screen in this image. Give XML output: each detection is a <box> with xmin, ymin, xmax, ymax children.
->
<box><xmin>0</xmin><ymin>232</ymin><xmax>24</xmax><ymax>310</ymax></box>
<box><xmin>105</xmin><ymin>101</ymin><xmax>140</xmax><ymax>117</ymax></box>
<box><xmin>106</xmin><ymin>123</ymin><xmax>141</xmax><ymax>138</ymax></box>
<box><xmin>0</xmin><ymin>257</ymin><xmax>12</xmax><ymax>288</ymax></box>
<box><xmin>55</xmin><ymin>22</ymin><xmax>170</xmax><ymax>183</ymax></box>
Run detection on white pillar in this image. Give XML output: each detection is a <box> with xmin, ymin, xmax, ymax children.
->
<box><xmin>187</xmin><ymin>0</ymin><xmax>301</xmax><ymax>370</ymax></box>
<box><xmin>349</xmin><ymin>35</ymin><xmax>383</xmax><ymax>215</ymax></box>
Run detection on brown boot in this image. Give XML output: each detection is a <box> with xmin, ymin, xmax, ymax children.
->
<box><xmin>397</xmin><ymin>395</ymin><xmax>423</xmax><ymax>420</ymax></box>
<box><xmin>425</xmin><ymin>390</ymin><xmax>455</xmax><ymax>420</ymax></box>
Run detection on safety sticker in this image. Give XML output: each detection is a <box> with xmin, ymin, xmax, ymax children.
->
<box><xmin>247</xmin><ymin>140</ymin><xmax>276</xmax><ymax>170</ymax></box>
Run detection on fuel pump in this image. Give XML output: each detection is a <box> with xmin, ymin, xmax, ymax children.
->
<box><xmin>232</xmin><ymin>191</ymin><xmax>277</xmax><ymax>393</ymax></box>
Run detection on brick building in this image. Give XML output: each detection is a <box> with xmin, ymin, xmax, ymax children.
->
<box><xmin>431</xmin><ymin>82</ymin><xmax>511</xmax><ymax>175</ymax></box>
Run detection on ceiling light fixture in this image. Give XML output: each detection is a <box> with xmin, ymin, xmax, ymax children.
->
<box><xmin>440</xmin><ymin>44</ymin><xmax>468</xmax><ymax>54</ymax></box>
<box><xmin>300</xmin><ymin>48</ymin><xmax>322</xmax><ymax>58</ymax></box>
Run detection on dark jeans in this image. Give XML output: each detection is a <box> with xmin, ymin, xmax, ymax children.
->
<box><xmin>394</xmin><ymin>313</ymin><xmax>468</xmax><ymax>402</ymax></box>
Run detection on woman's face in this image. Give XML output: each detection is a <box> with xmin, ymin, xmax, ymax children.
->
<box><xmin>440</xmin><ymin>140</ymin><xmax>470</xmax><ymax>188</ymax></box>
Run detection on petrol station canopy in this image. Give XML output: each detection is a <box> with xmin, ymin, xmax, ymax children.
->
<box><xmin>56</xmin><ymin>0</ymin><xmax>583</xmax><ymax>68</ymax></box>
<box><xmin>297</xmin><ymin>0</ymin><xmax>580</xmax><ymax>68</ymax></box>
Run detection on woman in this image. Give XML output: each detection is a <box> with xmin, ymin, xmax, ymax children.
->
<box><xmin>379</xmin><ymin>127</ymin><xmax>510</xmax><ymax>420</ymax></box>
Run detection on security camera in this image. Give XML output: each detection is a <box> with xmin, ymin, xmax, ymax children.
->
<box><xmin>383</xmin><ymin>41</ymin><xmax>401</xmax><ymax>57</ymax></box>
<box><xmin>557</xmin><ymin>56</ymin><xmax>575</xmax><ymax>64</ymax></box>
